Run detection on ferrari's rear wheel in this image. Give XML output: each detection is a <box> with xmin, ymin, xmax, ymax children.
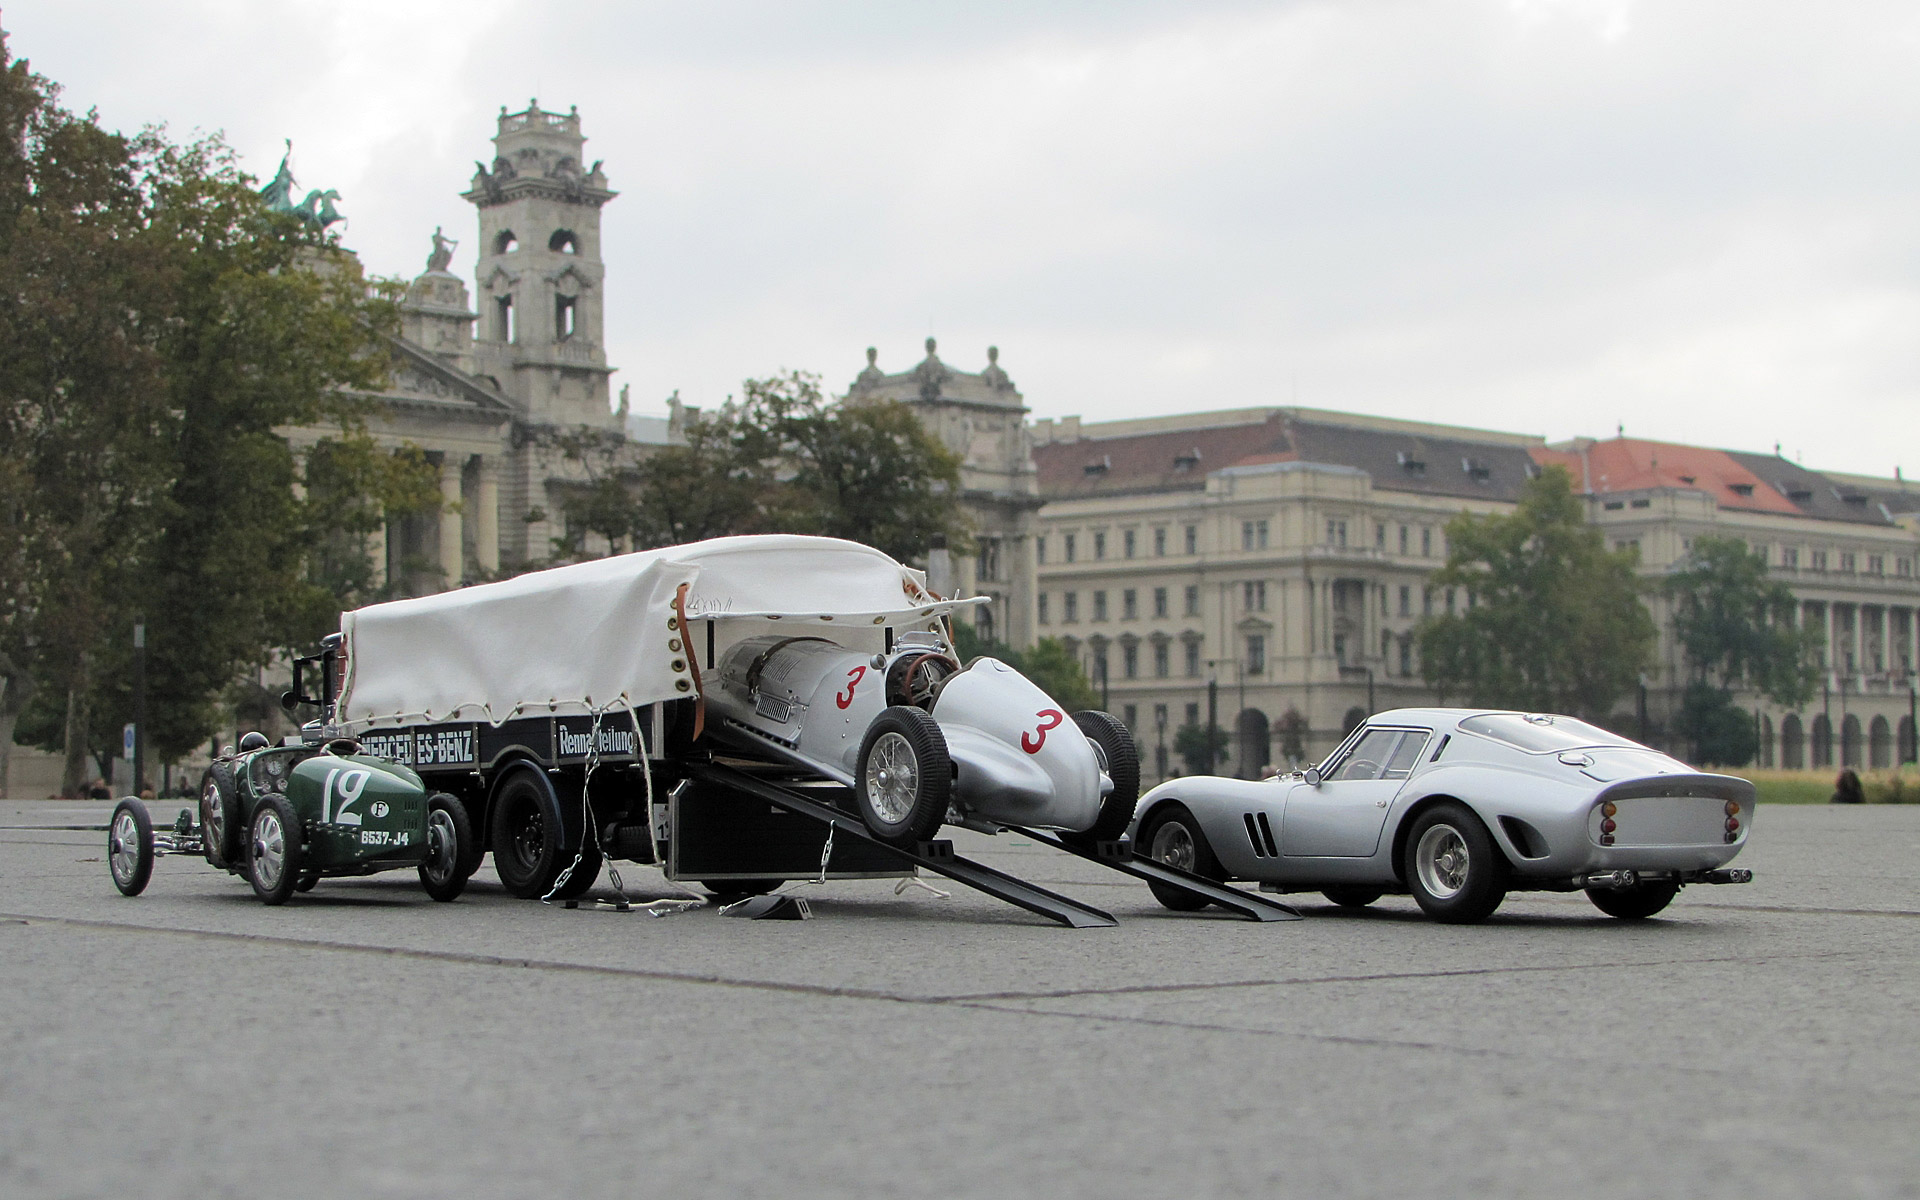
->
<box><xmin>246</xmin><ymin>795</ymin><xmax>305</xmax><ymax>905</ymax></box>
<box><xmin>1058</xmin><ymin>710</ymin><xmax>1140</xmax><ymax>850</ymax></box>
<box><xmin>108</xmin><ymin>800</ymin><xmax>155</xmax><ymax>896</ymax></box>
<box><xmin>1139</xmin><ymin>804</ymin><xmax>1224</xmax><ymax>912</ymax></box>
<box><xmin>855</xmin><ymin>706</ymin><xmax>951</xmax><ymax>847</ymax></box>
<box><xmin>1585</xmin><ymin>879</ymin><xmax>1680</xmax><ymax>920</ymax></box>
<box><xmin>419</xmin><ymin>793</ymin><xmax>475</xmax><ymax>902</ymax></box>
<box><xmin>1321</xmin><ymin>887</ymin><xmax>1383</xmax><ymax>909</ymax></box>
<box><xmin>1403</xmin><ymin>802</ymin><xmax>1507</xmax><ymax>924</ymax></box>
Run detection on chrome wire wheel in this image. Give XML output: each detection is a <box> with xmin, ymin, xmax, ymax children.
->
<box><xmin>252</xmin><ymin>808</ymin><xmax>289</xmax><ymax>893</ymax></box>
<box><xmin>109</xmin><ymin>810</ymin><xmax>142</xmax><ymax>889</ymax></box>
<box><xmin>864</xmin><ymin>731</ymin><xmax>920</xmax><ymax>825</ymax></box>
<box><xmin>1149</xmin><ymin>819</ymin><xmax>1196</xmax><ymax>872</ymax></box>
<box><xmin>1414</xmin><ymin>822</ymin><xmax>1470</xmax><ymax>900</ymax></box>
<box><xmin>201</xmin><ymin>778</ymin><xmax>223</xmax><ymax>851</ymax></box>
<box><xmin>422</xmin><ymin>807</ymin><xmax>458</xmax><ymax>889</ymax></box>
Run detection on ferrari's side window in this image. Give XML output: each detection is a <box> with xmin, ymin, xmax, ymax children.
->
<box><xmin>1381</xmin><ymin>731</ymin><xmax>1430</xmax><ymax>779</ymax></box>
<box><xmin>1328</xmin><ymin>730</ymin><xmax>1400</xmax><ymax>781</ymax></box>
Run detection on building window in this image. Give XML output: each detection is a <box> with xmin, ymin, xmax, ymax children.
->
<box><xmin>1811</xmin><ymin>549</ymin><xmax>1827</xmax><ymax>572</ymax></box>
<box><xmin>1185</xmin><ymin>641</ymin><xmax>1201</xmax><ymax>677</ymax></box>
<box><xmin>1153</xmin><ymin>527</ymin><xmax>1167</xmax><ymax>556</ymax></box>
<box><xmin>1092</xmin><ymin>645</ymin><xmax>1109</xmax><ymax>685</ymax></box>
<box><xmin>1446</xmin><ymin>588</ymin><xmax>1457</xmax><ymax>614</ymax></box>
<box><xmin>495</xmin><ymin>294</ymin><xmax>515</xmax><ymax>342</ymax></box>
<box><xmin>1421</xmin><ymin>528</ymin><xmax>1432</xmax><ymax>557</ymax></box>
<box><xmin>1333</xmin><ymin>633</ymin><xmax>1347</xmax><ymax>664</ymax></box>
<box><xmin>1243</xmin><ymin>580</ymin><xmax>1266</xmax><ymax>611</ymax></box>
<box><xmin>1092</xmin><ymin>591</ymin><xmax>1108</xmax><ymax>621</ymax></box>
<box><xmin>1153</xmin><ymin>641</ymin><xmax>1169</xmax><ymax>677</ymax></box>
<box><xmin>1035</xmin><ymin>535</ymin><xmax>1047</xmax><ymax>564</ymax></box>
<box><xmin>555</xmin><ymin>294</ymin><xmax>577</xmax><ymax>340</ymax></box>
<box><xmin>1185</xmin><ymin>702</ymin><xmax>1200</xmax><ymax>726</ymax></box>
<box><xmin>1422</xmin><ymin>587</ymin><xmax>1433</xmax><ymax>617</ymax></box>
<box><xmin>1123</xmin><ymin>703</ymin><xmax>1137</xmax><ymax>729</ymax></box>
<box><xmin>1123</xmin><ymin>642</ymin><xmax>1139</xmax><ymax>679</ymax></box>
<box><xmin>1840</xmin><ymin>551</ymin><xmax>1856</xmax><ymax>574</ymax></box>
<box><xmin>1398</xmin><ymin>585</ymin><xmax>1411</xmax><ymax>617</ymax></box>
<box><xmin>1123</xmin><ymin>529</ymin><xmax>1136</xmax><ymax>558</ymax></box>
<box><xmin>1184</xmin><ymin>585</ymin><xmax>1200</xmax><ymax>617</ymax></box>
<box><xmin>977</xmin><ymin>537</ymin><xmax>1001</xmax><ymax>581</ymax></box>
<box><xmin>1153</xmin><ymin>702</ymin><xmax>1168</xmax><ymax>729</ymax></box>
<box><xmin>1399</xmin><ymin>636</ymin><xmax>1412</xmax><ymax>676</ymax></box>
<box><xmin>1381</xmin><ymin>629</ymin><xmax>1393</xmax><ymax>663</ymax></box>
<box><xmin>1900</xmin><ymin>557</ymin><xmax>1913</xmax><ymax>578</ymax></box>
<box><xmin>1122</xmin><ymin>589</ymin><xmax>1138</xmax><ymax>620</ymax></box>
<box><xmin>1399</xmin><ymin>525</ymin><xmax>1409</xmax><ymax>554</ymax></box>
<box><xmin>1869</xmin><ymin>554</ymin><xmax>1885</xmax><ymax>576</ymax></box>
<box><xmin>1782</xmin><ymin>546</ymin><xmax>1798</xmax><ymax>569</ymax></box>
<box><xmin>1037</xmin><ymin>593</ymin><xmax>1050</xmax><ymax>624</ymax></box>
<box><xmin>1064</xmin><ymin>533</ymin><xmax>1077</xmax><ymax>563</ymax></box>
<box><xmin>1153</xmin><ymin>587</ymin><xmax>1168</xmax><ymax>618</ymax></box>
<box><xmin>1063</xmin><ymin>592</ymin><xmax>1078</xmax><ymax>622</ymax></box>
<box><xmin>1380</xmin><ymin>586</ymin><xmax>1389</xmax><ymax>617</ymax></box>
<box><xmin>1376</xmin><ymin>523</ymin><xmax>1387</xmax><ymax>549</ymax></box>
<box><xmin>1184</xmin><ymin>525</ymin><xmax>1198</xmax><ymax>555</ymax></box>
<box><xmin>1325</xmin><ymin>519</ymin><xmax>1347</xmax><ymax>547</ymax></box>
<box><xmin>1093</xmin><ymin>531</ymin><xmax>1106</xmax><ymax>560</ymax></box>
<box><xmin>1247</xmin><ymin>635</ymin><xmax>1266</xmax><ymax>675</ymax></box>
<box><xmin>1242</xmin><ymin>520</ymin><xmax>1268</xmax><ymax>550</ymax></box>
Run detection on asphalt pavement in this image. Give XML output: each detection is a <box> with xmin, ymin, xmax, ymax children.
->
<box><xmin>2</xmin><ymin>799</ymin><xmax>1915</xmax><ymax>1199</ymax></box>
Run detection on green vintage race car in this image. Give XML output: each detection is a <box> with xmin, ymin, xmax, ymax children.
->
<box><xmin>109</xmin><ymin>731</ymin><xmax>475</xmax><ymax>905</ymax></box>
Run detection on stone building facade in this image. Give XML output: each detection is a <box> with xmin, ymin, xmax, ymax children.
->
<box><xmin>1025</xmin><ymin>407</ymin><xmax>1920</xmax><ymax>783</ymax></box>
<box><xmin>845</xmin><ymin>338</ymin><xmax>1042</xmax><ymax>648</ymax></box>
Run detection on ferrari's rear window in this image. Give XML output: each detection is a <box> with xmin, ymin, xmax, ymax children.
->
<box><xmin>1458</xmin><ymin>713</ymin><xmax>1635</xmax><ymax>754</ymax></box>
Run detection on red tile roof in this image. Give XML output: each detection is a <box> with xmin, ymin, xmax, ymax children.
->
<box><xmin>1533</xmin><ymin>438</ymin><xmax>1805</xmax><ymax>517</ymax></box>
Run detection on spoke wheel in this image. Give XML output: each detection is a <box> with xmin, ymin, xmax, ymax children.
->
<box><xmin>1401</xmin><ymin>802</ymin><xmax>1507</xmax><ymax>924</ymax></box>
<box><xmin>108</xmin><ymin>800</ymin><xmax>155</xmax><ymax>896</ymax></box>
<box><xmin>246</xmin><ymin>795</ymin><xmax>305</xmax><ymax>905</ymax></box>
<box><xmin>199</xmin><ymin>764</ymin><xmax>242</xmax><ymax>868</ymax></box>
<box><xmin>855</xmin><ymin>706</ymin><xmax>951</xmax><ymax>847</ymax></box>
<box><xmin>1139</xmin><ymin>804</ymin><xmax>1224</xmax><ymax>912</ymax></box>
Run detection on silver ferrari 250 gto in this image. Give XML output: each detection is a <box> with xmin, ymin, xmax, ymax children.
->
<box><xmin>1130</xmin><ymin>709</ymin><xmax>1755</xmax><ymax>923</ymax></box>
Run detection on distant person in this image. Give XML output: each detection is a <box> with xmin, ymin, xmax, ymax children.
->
<box><xmin>1830</xmin><ymin>768</ymin><xmax>1864</xmax><ymax>805</ymax></box>
<box><xmin>87</xmin><ymin>778</ymin><xmax>110</xmax><ymax>800</ymax></box>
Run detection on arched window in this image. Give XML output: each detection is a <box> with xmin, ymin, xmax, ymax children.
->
<box><xmin>1869</xmin><ymin>715</ymin><xmax>1892</xmax><ymax>768</ymax></box>
<box><xmin>1811</xmin><ymin>714</ymin><xmax>1832</xmax><ymax>768</ymax></box>
<box><xmin>1841</xmin><ymin>714</ymin><xmax>1862</xmax><ymax>768</ymax></box>
<box><xmin>494</xmin><ymin>230</ymin><xmax>518</xmax><ymax>254</ymax></box>
<box><xmin>1781</xmin><ymin>714</ymin><xmax>1804</xmax><ymax>769</ymax></box>
<box><xmin>1760</xmin><ymin>714</ymin><xmax>1775</xmax><ymax>768</ymax></box>
<box><xmin>1235</xmin><ymin>709</ymin><xmax>1271</xmax><ymax>780</ymax></box>
<box><xmin>1900</xmin><ymin>715</ymin><xmax>1916</xmax><ymax>766</ymax></box>
<box><xmin>1342</xmin><ymin>707</ymin><xmax>1367</xmax><ymax>736</ymax></box>
<box><xmin>549</xmin><ymin>229</ymin><xmax>578</xmax><ymax>254</ymax></box>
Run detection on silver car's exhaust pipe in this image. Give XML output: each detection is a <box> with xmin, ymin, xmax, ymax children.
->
<box><xmin>1580</xmin><ymin>869</ymin><xmax>1639</xmax><ymax>890</ymax></box>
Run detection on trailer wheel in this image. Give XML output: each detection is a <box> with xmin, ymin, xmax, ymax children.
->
<box><xmin>199</xmin><ymin>764</ymin><xmax>242</xmax><ymax>868</ymax></box>
<box><xmin>108</xmin><ymin>799</ymin><xmax>155</xmax><ymax>896</ymax></box>
<box><xmin>419</xmin><ymin>793</ymin><xmax>475</xmax><ymax>902</ymax></box>
<box><xmin>1058</xmin><ymin>710</ymin><xmax>1140</xmax><ymax>850</ymax></box>
<box><xmin>488</xmin><ymin>768</ymin><xmax>601</xmax><ymax>900</ymax></box>
<box><xmin>855</xmin><ymin>706</ymin><xmax>951</xmax><ymax>847</ymax></box>
<box><xmin>246</xmin><ymin>795</ymin><xmax>305</xmax><ymax>905</ymax></box>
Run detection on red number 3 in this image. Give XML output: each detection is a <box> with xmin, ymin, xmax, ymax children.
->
<box><xmin>835</xmin><ymin>665</ymin><xmax>867</xmax><ymax>709</ymax></box>
<box><xmin>1021</xmin><ymin>709</ymin><xmax>1065</xmax><ymax>754</ymax></box>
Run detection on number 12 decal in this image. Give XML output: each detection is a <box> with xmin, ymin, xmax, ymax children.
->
<box><xmin>1021</xmin><ymin>709</ymin><xmax>1065</xmax><ymax>754</ymax></box>
<box><xmin>319</xmin><ymin>767</ymin><xmax>370</xmax><ymax>826</ymax></box>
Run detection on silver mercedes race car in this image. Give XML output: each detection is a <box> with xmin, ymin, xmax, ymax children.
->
<box><xmin>1130</xmin><ymin>708</ymin><xmax>1755</xmax><ymax>923</ymax></box>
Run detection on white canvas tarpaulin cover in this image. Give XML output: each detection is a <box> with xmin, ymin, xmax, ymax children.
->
<box><xmin>337</xmin><ymin>534</ymin><xmax>979</xmax><ymax>730</ymax></box>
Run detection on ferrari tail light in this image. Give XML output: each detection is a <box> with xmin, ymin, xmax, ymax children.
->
<box><xmin>1725</xmin><ymin>800</ymin><xmax>1741</xmax><ymax>816</ymax></box>
<box><xmin>1725</xmin><ymin>817</ymin><xmax>1740</xmax><ymax>832</ymax></box>
<box><xmin>1601</xmin><ymin>801</ymin><xmax>1618</xmax><ymax>817</ymax></box>
<box><xmin>1600</xmin><ymin>818</ymin><xmax>1617</xmax><ymax>834</ymax></box>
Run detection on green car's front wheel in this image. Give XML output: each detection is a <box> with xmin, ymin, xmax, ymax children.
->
<box><xmin>419</xmin><ymin>793</ymin><xmax>475</xmax><ymax>902</ymax></box>
<box><xmin>246</xmin><ymin>795</ymin><xmax>306</xmax><ymax>905</ymax></box>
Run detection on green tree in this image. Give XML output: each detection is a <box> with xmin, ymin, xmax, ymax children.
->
<box><xmin>1174</xmin><ymin>722</ymin><xmax>1229</xmax><ymax>775</ymax></box>
<box><xmin>1418</xmin><ymin>466</ymin><xmax>1655</xmax><ymax>720</ymax></box>
<box><xmin>1665</xmin><ymin>535</ymin><xmax>1818</xmax><ymax>765</ymax></box>
<box><xmin>0</xmin><ymin>36</ymin><xmax>407</xmax><ymax>790</ymax></box>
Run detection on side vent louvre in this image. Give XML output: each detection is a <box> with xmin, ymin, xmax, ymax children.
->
<box><xmin>1244</xmin><ymin>813</ymin><xmax>1267</xmax><ymax>857</ymax></box>
<box><xmin>1256</xmin><ymin>811</ymin><xmax>1278</xmax><ymax>857</ymax></box>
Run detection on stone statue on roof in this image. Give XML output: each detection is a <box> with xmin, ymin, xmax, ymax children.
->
<box><xmin>427</xmin><ymin>226</ymin><xmax>457</xmax><ymax>272</ymax></box>
<box><xmin>259</xmin><ymin>141</ymin><xmax>297</xmax><ymax>213</ymax></box>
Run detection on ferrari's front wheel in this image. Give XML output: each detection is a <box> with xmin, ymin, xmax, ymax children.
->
<box><xmin>1058</xmin><ymin>710</ymin><xmax>1140</xmax><ymax>849</ymax></box>
<box><xmin>1586</xmin><ymin>879</ymin><xmax>1679</xmax><ymax>920</ymax></box>
<box><xmin>1138</xmin><ymin>804</ymin><xmax>1224</xmax><ymax>912</ymax></box>
<box><xmin>246</xmin><ymin>795</ymin><xmax>305</xmax><ymax>905</ymax></box>
<box><xmin>855</xmin><ymin>706</ymin><xmax>951</xmax><ymax>847</ymax></box>
<box><xmin>1402</xmin><ymin>802</ymin><xmax>1507</xmax><ymax>924</ymax></box>
<box><xmin>108</xmin><ymin>799</ymin><xmax>155</xmax><ymax>896</ymax></box>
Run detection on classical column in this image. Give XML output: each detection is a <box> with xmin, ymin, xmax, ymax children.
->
<box><xmin>367</xmin><ymin>519</ymin><xmax>388</xmax><ymax>589</ymax></box>
<box><xmin>1879</xmin><ymin>605</ymin><xmax>1891</xmax><ymax>675</ymax></box>
<box><xmin>1823</xmin><ymin>603</ymin><xmax>1835</xmax><ymax>673</ymax></box>
<box><xmin>1853</xmin><ymin>604</ymin><xmax>1865</xmax><ymax>678</ymax></box>
<box><xmin>439</xmin><ymin>456</ymin><xmax>464</xmax><ymax>589</ymax></box>
<box><xmin>474</xmin><ymin>458</ymin><xmax>500</xmax><ymax>576</ymax></box>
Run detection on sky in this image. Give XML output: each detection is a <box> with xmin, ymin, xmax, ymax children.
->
<box><xmin>12</xmin><ymin>0</ymin><xmax>1920</xmax><ymax>477</ymax></box>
